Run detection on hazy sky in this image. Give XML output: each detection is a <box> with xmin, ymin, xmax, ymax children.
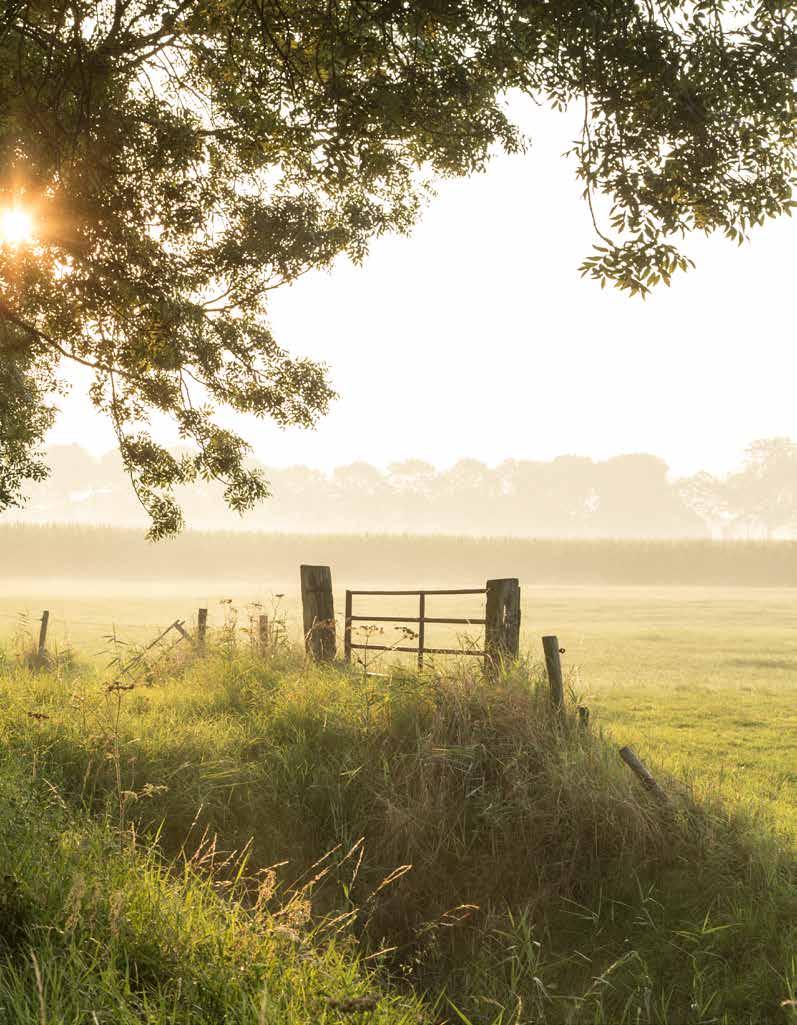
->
<box><xmin>48</xmin><ymin>97</ymin><xmax>796</xmax><ymax>479</ymax></box>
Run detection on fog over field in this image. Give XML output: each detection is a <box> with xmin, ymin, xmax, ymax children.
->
<box><xmin>8</xmin><ymin>436</ymin><xmax>797</xmax><ymax>539</ymax></box>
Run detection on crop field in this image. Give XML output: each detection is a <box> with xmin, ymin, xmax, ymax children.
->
<box><xmin>3</xmin><ymin>578</ymin><xmax>796</xmax><ymax>840</ymax></box>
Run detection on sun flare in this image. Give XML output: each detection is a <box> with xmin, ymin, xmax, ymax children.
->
<box><xmin>0</xmin><ymin>206</ymin><xmax>35</xmax><ymax>246</ymax></box>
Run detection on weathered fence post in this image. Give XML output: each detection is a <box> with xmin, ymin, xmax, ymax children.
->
<box><xmin>258</xmin><ymin>614</ymin><xmax>269</xmax><ymax>656</ymax></box>
<box><xmin>37</xmin><ymin>610</ymin><xmax>49</xmax><ymax>663</ymax></box>
<box><xmin>300</xmin><ymin>565</ymin><xmax>336</xmax><ymax>661</ymax></box>
<box><xmin>173</xmin><ymin>620</ymin><xmax>196</xmax><ymax>647</ymax></box>
<box><xmin>417</xmin><ymin>592</ymin><xmax>426</xmax><ymax>670</ymax></box>
<box><xmin>484</xmin><ymin>578</ymin><xmax>520</xmax><ymax>675</ymax></box>
<box><xmin>542</xmin><ymin>635</ymin><xmax>565</xmax><ymax>711</ymax></box>
<box><xmin>197</xmin><ymin>608</ymin><xmax>208</xmax><ymax>653</ymax></box>
<box><xmin>344</xmin><ymin>590</ymin><xmax>353</xmax><ymax>663</ymax></box>
<box><xmin>619</xmin><ymin>746</ymin><xmax>670</xmax><ymax>805</ymax></box>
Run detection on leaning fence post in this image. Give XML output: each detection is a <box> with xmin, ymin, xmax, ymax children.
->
<box><xmin>484</xmin><ymin>578</ymin><xmax>520</xmax><ymax>675</ymax></box>
<box><xmin>542</xmin><ymin>636</ymin><xmax>565</xmax><ymax>711</ymax></box>
<box><xmin>197</xmin><ymin>608</ymin><xmax>208</xmax><ymax>653</ymax></box>
<box><xmin>173</xmin><ymin>620</ymin><xmax>196</xmax><ymax>647</ymax></box>
<box><xmin>619</xmin><ymin>746</ymin><xmax>670</xmax><ymax>805</ymax></box>
<box><xmin>300</xmin><ymin>565</ymin><xmax>336</xmax><ymax>661</ymax></box>
<box><xmin>37</xmin><ymin>611</ymin><xmax>50</xmax><ymax>663</ymax></box>
<box><xmin>258</xmin><ymin>614</ymin><xmax>269</xmax><ymax>655</ymax></box>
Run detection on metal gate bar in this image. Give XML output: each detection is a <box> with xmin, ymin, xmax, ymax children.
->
<box><xmin>344</xmin><ymin>587</ymin><xmax>487</xmax><ymax>670</ymax></box>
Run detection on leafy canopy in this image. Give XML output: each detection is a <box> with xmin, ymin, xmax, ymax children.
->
<box><xmin>0</xmin><ymin>0</ymin><xmax>794</xmax><ymax>536</ymax></box>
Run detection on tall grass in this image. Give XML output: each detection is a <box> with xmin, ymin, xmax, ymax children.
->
<box><xmin>0</xmin><ymin>756</ymin><xmax>422</xmax><ymax>1024</ymax></box>
<box><xmin>4</xmin><ymin>523</ymin><xmax>797</xmax><ymax>586</ymax></box>
<box><xmin>0</xmin><ymin>637</ymin><xmax>794</xmax><ymax>1023</ymax></box>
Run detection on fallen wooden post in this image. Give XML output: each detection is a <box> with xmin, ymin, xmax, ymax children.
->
<box><xmin>116</xmin><ymin>620</ymin><xmax>182</xmax><ymax>680</ymax></box>
<box><xmin>619</xmin><ymin>746</ymin><xmax>670</xmax><ymax>804</ymax></box>
<box><xmin>173</xmin><ymin>620</ymin><xmax>196</xmax><ymax>647</ymax></box>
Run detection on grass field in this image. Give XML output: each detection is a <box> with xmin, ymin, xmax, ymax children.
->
<box><xmin>0</xmin><ymin>639</ymin><xmax>794</xmax><ymax>1023</ymax></box>
<box><xmin>3</xmin><ymin>580</ymin><xmax>796</xmax><ymax>840</ymax></box>
<box><xmin>1</xmin><ymin>531</ymin><xmax>796</xmax><ymax>1020</ymax></box>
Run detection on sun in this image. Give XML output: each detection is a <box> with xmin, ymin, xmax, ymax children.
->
<box><xmin>0</xmin><ymin>206</ymin><xmax>35</xmax><ymax>246</ymax></box>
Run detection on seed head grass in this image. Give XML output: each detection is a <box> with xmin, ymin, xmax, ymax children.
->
<box><xmin>0</xmin><ymin>639</ymin><xmax>794</xmax><ymax>1023</ymax></box>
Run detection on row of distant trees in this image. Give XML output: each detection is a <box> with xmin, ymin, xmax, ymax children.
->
<box><xmin>11</xmin><ymin>438</ymin><xmax>797</xmax><ymax>539</ymax></box>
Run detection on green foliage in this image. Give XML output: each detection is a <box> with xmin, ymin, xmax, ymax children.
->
<box><xmin>0</xmin><ymin>333</ymin><xmax>57</xmax><ymax>508</ymax></box>
<box><xmin>0</xmin><ymin>1</ymin><xmax>795</xmax><ymax>533</ymax></box>
<box><xmin>0</xmin><ymin>646</ymin><xmax>794</xmax><ymax>1022</ymax></box>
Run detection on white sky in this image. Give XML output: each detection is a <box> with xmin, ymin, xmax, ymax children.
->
<box><xmin>48</xmin><ymin>99</ymin><xmax>796</xmax><ymax>479</ymax></box>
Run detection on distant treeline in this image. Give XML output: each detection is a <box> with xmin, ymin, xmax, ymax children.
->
<box><xmin>9</xmin><ymin>438</ymin><xmax>797</xmax><ymax>539</ymax></box>
<box><xmin>4</xmin><ymin>524</ymin><xmax>797</xmax><ymax>586</ymax></box>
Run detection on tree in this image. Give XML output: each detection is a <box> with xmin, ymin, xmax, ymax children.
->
<box><xmin>589</xmin><ymin>453</ymin><xmax>705</xmax><ymax>536</ymax></box>
<box><xmin>679</xmin><ymin>439</ymin><xmax>797</xmax><ymax>538</ymax></box>
<box><xmin>1</xmin><ymin>1</ymin><xmax>794</xmax><ymax>535</ymax></box>
<box><xmin>437</xmin><ymin>459</ymin><xmax>496</xmax><ymax>530</ymax></box>
<box><xmin>677</xmin><ymin>470</ymin><xmax>727</xmax><ymax>534</ymax></box>
<box><xmin>330</xmin><ymin>461</ymin><xmax>389</xmax><ymax>526</ymax></box>
<box><xmin>498</xmin><ymin>456</ymin><xmax>598</xmax><ymax>534</ymax></box>
<box><xmin>729</xmin><ymin>439</ymin><xmax>797</xmax><ymax>538</ymax></box>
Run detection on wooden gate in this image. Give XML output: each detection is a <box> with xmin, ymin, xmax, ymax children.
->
<box><xmin>343</xmin><ymin>578</ymin><xmax>520</xmax><ymax>672</ymax></box>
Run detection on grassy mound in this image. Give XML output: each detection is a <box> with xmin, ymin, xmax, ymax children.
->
<box><xmin>0</xmin><ymin>645</ymin><xmax>795</xmax><ymax>1023</ymax></box>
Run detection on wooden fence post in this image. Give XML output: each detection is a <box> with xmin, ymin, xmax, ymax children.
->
<box><xmin>37</xmin><ymin>610</ymin><xmax>49</xmax><ymax>663</ymax></box>
<box><xmin>300</xmin><ymin>565</ymin><xmax>336</xmax><ymax>661</ymax></box>
<box><xmin>173</xmin><ymin>620</ymin><xmax>197</xmax><ymax>647</ymax></box>
<box><xmin>258</xmin><ymin>614</ymin><xmax>269</xmax><ymax>655</ymax></box>
<box><xmin>542</xmin><ymin>635</ymin><xmax>565</xmax><ymax>711</ymax></box>
<box><xmin>344</xmin><ymin>591</ymin><xmax>353</xmax><ymax>663</ymax></box>
<box><xmin>418</xmin><ymin>592</ymin><xmax>426</xmax><ymax>671</ymax></box>
<box><xmin>619</xmin><ymin>746</ymin><xmax>670</xmax><ymax>805</ymax></box>
<box><xmin>197</xmin><ymin>608</ymin><xmax>208</xmax><ymax>652</ymax></box>
<box><xmin>484</xmin><ymin>579</ymin><xmax>520</xmax><ymax>675</ymax></box>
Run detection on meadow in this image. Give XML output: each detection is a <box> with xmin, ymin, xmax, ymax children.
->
<box><xmin>1</xmin><ymin>527</ymin><xmax>796</xmax><ymax>1022</ymax></box>
<box><xmin>3</xmin><ymin>573</ymin><xmax>795</xmax><ymax>839</ymax></box>
<box><xmin>0</xmin><ymin>638</ymin><xmax>795</xmax><ymax>1023</ymax></box>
